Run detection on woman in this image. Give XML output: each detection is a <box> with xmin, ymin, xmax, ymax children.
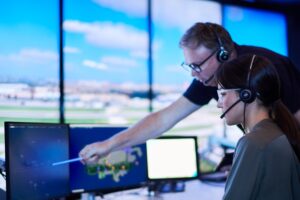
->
<box><xmin>215</xmin><ymin>54</ymin><xmax>300</xmax><ymax>200</ymax></box>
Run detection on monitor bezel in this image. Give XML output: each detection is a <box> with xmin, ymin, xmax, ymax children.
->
<box><xmin>146</xmin><ymin>135</ymin><xmax>200</xmax><ymax>182</ymax></box>
<box><xmin>68</xmin><ymin>124</ymin><xmax>148</xmax><ymax>196</ymax></box>
<box><xmin>4</xmin><ymin>121</ymin><xmax>70</xmax><ymax>200</ymax></box>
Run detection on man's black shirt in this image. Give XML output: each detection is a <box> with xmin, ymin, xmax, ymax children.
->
<box><xmin>183</xmin><ymin>43</ymin><xmax>300</xmax><ymax>114</ymax></box>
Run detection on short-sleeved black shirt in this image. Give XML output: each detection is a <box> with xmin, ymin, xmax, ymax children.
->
<box><xmin>183</xmin><ymin>43</ymin><xmax>300</xmax><ymax>114</ymax></box>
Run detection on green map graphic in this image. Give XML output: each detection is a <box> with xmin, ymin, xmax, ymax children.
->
<box><xmin>86</xmin><ymin>147</ymin><xmax>142</xmax><ymax>182</ymax></box>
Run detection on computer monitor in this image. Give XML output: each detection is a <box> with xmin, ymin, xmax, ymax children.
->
<box><xmin>4</xmin><ymin>122</ymin><xmax>70</xmax><ymax>200</ymax></box>
<box><xmin>146</xmin><ymin>136</ymin><xmax>200</xmax><ymax>181</ymax></box>
<box><xmin>69</xmin><ymin>125</ymin><xmax>147</xmax><ymax>195</ymax></box>
<box><xmin>223</xmin><ymin>4</ymin><xmax>287</xmax><ymax>56</ymax></box>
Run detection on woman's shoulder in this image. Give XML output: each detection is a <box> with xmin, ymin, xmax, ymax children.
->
<box><xmin>239</xmin><ymin>119</ymin><xmax>292</xmax><ymax>157</ymax></box>
<box><xmin>247</xmin><ymin>119</ymin><xmax>283</xmax><ymax>145</ymax></box>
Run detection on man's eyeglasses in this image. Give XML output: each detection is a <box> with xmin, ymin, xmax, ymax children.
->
<box><xmin>181</xmin><ymin>49</ymin><xmax>218</xmax><ymax>73</ymax></box>
<box><xmin>217</xmin><ymin>88</ymin><xmax>241</xmax><ymax>101</ymax></box>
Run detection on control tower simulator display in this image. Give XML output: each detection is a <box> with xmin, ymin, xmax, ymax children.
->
<box><xmin>69</xmin><ymin>125</ymin><xmax>147</xmax><ymax>195</ymax></box>
<box><xmin>5</xmin><ymin>122</ymin><xmax>70</xmax><ymax>200</ymax></box>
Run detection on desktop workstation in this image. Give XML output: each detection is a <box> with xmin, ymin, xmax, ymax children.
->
<box><xmin>2</xmin><ymin>122</ymin><xmax>224</xmax><ymax>200</ymax></box>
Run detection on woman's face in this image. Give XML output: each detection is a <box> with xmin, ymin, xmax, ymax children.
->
<box><xmin>217</xmin><ymin>86</ymin><xmax>244</xmax><ymax>125</ymax></box>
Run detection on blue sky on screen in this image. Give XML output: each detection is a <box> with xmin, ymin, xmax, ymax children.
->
<box><xmin>0</xmin><ymin>1</ymin><xmax>59</xmax><ymax>82</ymax></box>
<box><xmin>223</xmin><ymin>5</ymin><xmax>287</xmax><ymax>56</ymax></box>
<box><xmin>0</xmin><ymin>0</ymin><xmax>221</xmax><ymax>84</ymax></box>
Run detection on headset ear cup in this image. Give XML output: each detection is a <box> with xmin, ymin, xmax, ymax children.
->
<box><xmin>240</xmin><ymin>89</ymin><xmax>256</xmax><ymax>103</ymax></box>
<box><xmin>217</xmin><ymin>48</ymin><xmax>229</xmax><ymax>62</ymax></box>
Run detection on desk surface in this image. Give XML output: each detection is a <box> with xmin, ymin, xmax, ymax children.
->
<box><xmin>0</xmin><ymin>179</ymin><xmax>224</xmax><ymax>200</ymax></box>
<box><xmin>100</xmin><ymin>180</ymin><xmax>225</xmax><ymax>200</ymax></box>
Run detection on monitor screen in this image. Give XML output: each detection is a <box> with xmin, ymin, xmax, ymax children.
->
<box><xmin>146</xmin><ymin>136</ymin><xmax>199</xmax><ymax>180</ymax></box>
<box><xmin>223</xmin><ymin>5</ymin><xmax>287</xmax><ymax>56</ymax></box>
<box><xmin>4</xmin><ymin>122</ymin><xmax>70</xmax><ymax>200</ymax></box>
<box><xmin>69</xmin><ymin>125</ymin><xmax>147</xmax><ymax>194</ymax></box>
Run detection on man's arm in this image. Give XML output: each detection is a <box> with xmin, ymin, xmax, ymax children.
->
<box><xmin>79</xmin><ymin>96</ymin><xmax>201</xmax><ymax>164</ymax></box>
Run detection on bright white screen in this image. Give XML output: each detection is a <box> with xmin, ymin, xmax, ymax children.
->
<box><xmin>146</xmin><ymin>138</ymin><xmax>198</xmax><ymax>179</ymax></box>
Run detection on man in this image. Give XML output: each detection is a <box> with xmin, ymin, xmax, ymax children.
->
<box><xmin>79</xmin><ymin>22</ymin><xmax>300</xmax><ymax>164</ymax></box>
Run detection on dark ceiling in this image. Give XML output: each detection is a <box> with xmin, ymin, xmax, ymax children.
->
<box><xmin>217</xmin><ymin>0</ymin><xmax>300</xmax><ymax>4</ymax></box>
<box><xmin>214</xmin><ymin>0</ymin><xmax>300</xmax><ymax>11</ymax></box>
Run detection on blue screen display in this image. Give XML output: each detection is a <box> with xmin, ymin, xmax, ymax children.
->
<box><xmin>223</xmin><ymin>5</ymin><xmax>287</xmax><ymax>56</ymax></box>
<box><xmin>5</xmin><ymin>122</ymin><xmax>69</xmax><ymax>200</ymax></box>
<box><xmin>69</xmin><ymin>125</ymin><xmax>147</xmax><ymax>194</ymax></box>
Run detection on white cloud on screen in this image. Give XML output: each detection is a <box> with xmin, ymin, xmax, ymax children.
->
<box><xmin>64</xmin><ymin>20</ymin><xmax>148</xmax><ymax>52</ymax></box>
<box><xmin>93</xmin><ymin>0</ymin><xmax>222</xmax><ymax>30</ymax></box>
<box><xmin>64</xmin><ymin>46</ymin><xmax>81</xmax><ymax>54</ymax></box>
<box><xmin>0</xmin><ymin>48</ymin><xmax>58</xmax><ymax>64</ymax></box>
<box><xmin>93</xmin><ymin>0</ymin><xmax>147</xmax><ymax>17</ymax></box>
<box><xmin>83</xmin><ymin>59</ymin><xmax>108</xmax><ymax>70</ymax></box>
<box><xmin>83</xmin><ymin>56</ymin><xmax>138</xmax><ymax>71</ymax></box>
<box><xmin>152</xmin><ymin>0</ymin><xmax>222</xmax><ymax>30</ymax></box>
<box><xmin>101</xmin><ymin>56</ymin><xmax>139</xmax><ymax>68</ymax></box>
<box><xmin>130</xmin><ymin>41</ymin><xmax>161</xmax><ymax>59</ymax></box>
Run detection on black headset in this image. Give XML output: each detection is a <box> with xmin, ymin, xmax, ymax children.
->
<box><xmin>239</xmin><ymin>54</ymin><xmax>257</xmax><ymax>103</ymax></box>
<box><xmin>206</xmin><ymin>23</ymin><xmax>229</xmax><ymax>63</ymax></box>
<box><xmin>219</xmin><ymin>55</ymin><xmax>257</xmax><ymax>119</ymax></box>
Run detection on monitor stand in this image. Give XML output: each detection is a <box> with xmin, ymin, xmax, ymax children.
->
<box><xmin>81</xmin><ymin>192</ymin><xmax>96</xmax><ymax>200</ymax></box>
<box><xmin>80</xmin><ymin>192</ymin><xmax>106</xmax><ymax>200</ymax></box>
<box><xmin>148</xmin><ymin>180</ymin><xmax>185</xmax><ymax>195</ymax></box>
